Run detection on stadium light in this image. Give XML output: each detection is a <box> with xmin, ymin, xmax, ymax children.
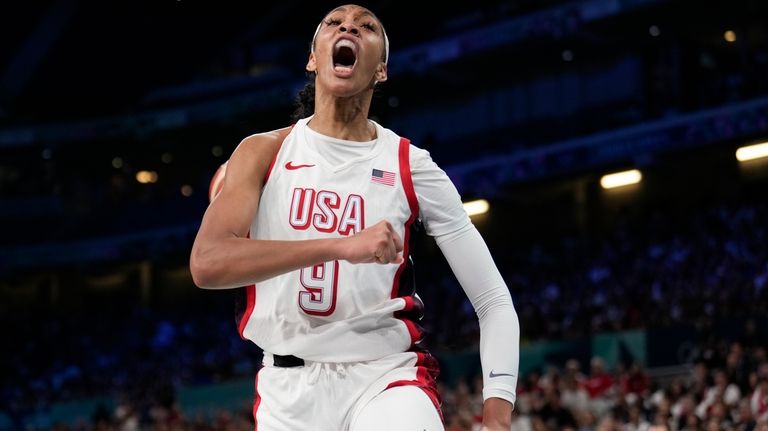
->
<box><xmin>600</xmin><ymin>169</ymin><xmax>642</xmax><ymax>189</ymax></box>
<box><xmin>136</xmin><ymin>170</ymin><xmax>158</xmax><ymax>184</ymax></box>
<box><xmin>736</xmin><ymin>142</ymin><xmax>768</xmax><ymax>162</ymax></box>
<box><xmin>463</xmin><ymin>199</ymin><xmax>489</xmax><ymax>216</ymax></box>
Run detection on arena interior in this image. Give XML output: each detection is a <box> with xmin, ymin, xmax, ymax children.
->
<box><xmin>1</xmin><ymin>1</ymin><xmax>767</xmax><ymax>430</ymax></box>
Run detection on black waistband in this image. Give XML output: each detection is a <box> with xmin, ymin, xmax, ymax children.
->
<box><xmin>273</xmin><ymin>354</ymin><xmax>305</xmax><ymax>367</ymax></box>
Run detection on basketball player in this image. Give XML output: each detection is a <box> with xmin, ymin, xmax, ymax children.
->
<box><xmin>190</xmin><ymin>5</ymin><xmax>519</xmax><ymax>430</ymax></box>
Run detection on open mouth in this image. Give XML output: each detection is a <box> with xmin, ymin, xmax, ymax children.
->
<box><xmin>333</xmin><ymin>39</ymin><xmax>357</xmax><ymax>71</ymax></box>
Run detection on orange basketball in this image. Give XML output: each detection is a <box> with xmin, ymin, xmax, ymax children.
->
<box><xmin>208</xmin><ymin>162</ymin><xmax>228</xmax><ymax>202</ymax></box>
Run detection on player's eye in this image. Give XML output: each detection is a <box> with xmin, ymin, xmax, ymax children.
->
<box><xmin>362</xmin><ymin>22</ymin><xmax>376</xmax><ymax>32</ymax></box>
<box><xmin>324</xmin><ymin>18</ymin><xmax>341</xmax><ymax>26</ymax></box>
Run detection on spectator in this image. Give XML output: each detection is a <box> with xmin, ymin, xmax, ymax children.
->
<box><xmin>621</xmin><ymin>362</ymin><xmax>650</xmax><ymax>398</ymax></box>
<box><xmin>535</xmin><ymin>386</ymin><xmax>578</xmax><ymax>430</ymax></box>
<box><xmin>624</xmin><ymin>404</ymin><xmax>651</xmax><ymax>431</ymax></box>
<box><xmin>696</xmin><ymin>370</ymin><xmax>742</xmax><ymax>417</ymax></box>
<box><xmin>752</xmin><ymin>376</ymin><xmax>768</xmax><ymax>423</ymax></box>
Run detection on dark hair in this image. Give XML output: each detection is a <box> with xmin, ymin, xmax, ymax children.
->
<box><xmin>291</xmin><ymin>73</ymin><xmax>316</xmax><ymax>123</ymax></box>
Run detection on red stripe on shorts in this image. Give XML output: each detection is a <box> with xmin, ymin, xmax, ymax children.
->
<box><xmin>385</xmin><ymin>351</ymin><xmax>443</xmax><ymax>421</ymax></box>
<box><xmin>253</xmin><ymin>368</ymin><xmax>262</xmax><ymax>430</ymax></box>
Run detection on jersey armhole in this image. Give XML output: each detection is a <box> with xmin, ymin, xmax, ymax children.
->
<box><xmin>262</xmin><ymin>125</ymin><xmax>294</xmax><ymax>185</ymax></box>
<box><xmin>398</xmin><ymin>138</ymin><xmax>419</xmax><ymax>217</ymax></box>
<box><xmin>392</xmin><ymin>138</ymin><xmax>424</xmax><ymax>346</ymax></box>
<box><xmin>237</xmin><ymin>125</ymin><xmax>293</xmax><ymax>340</ymax></box>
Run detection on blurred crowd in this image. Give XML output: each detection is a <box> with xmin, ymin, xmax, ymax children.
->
<box><xmin>13</xmin><ymin>340</ymin><xmax>768</xmax><ymax>431</ymax></box>
<box><xmin>442</xmin><ymin>342</ymin><xmax>768</xmax><ymax>431</ymax></box>
<box><xmin>423</xmin><ymin>200</ymin><xmax>768</xmax><ymax>349</ymax></box>
<box><xmin>2</xmin><ymin>196</ymin><xmax>767</xmax><ymax>430</ymax></box>
<box><xmin>0</xmin><ymin>304</ymin><xmax>259</xmax><ymax>430</ymax></box>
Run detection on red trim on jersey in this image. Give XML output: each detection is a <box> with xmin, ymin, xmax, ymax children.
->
<box><xmin>238</xmin><ymin>284</ymin><xmax>256</xmax><ymax>339</ymax></box>
<box><xmin>238</xmin><ymin>128</ymin><xmax>292</xmax><ymax>340</ymax></box>
<box><xmin>403</xmin><ymin>319</ymin><xmax>422</xmax><ymax>343</ymax></box>
<box><xmin>398</xmin><ymin>138</ymin><xmax>419</xmax><ymax>222</ymax></box>
<box><xmin>392</xmin><ymin>138</ymin><xmax>418</xmax><ymax>300</ymax></box>
<box><xmin>237</xmin><ymin>231</ymin><xmax>256</xmax><ymax>340</ymax></box>
<box><xmin>263</xmin><ymin>156</ymin><xmax>278</xmax><ymax>184</ymax></box>
<box><xmin>263</xmin><ymin>130</ymin><xmax>288</xmax><ymax>184</ymax></box>
<box><xmin>252</xmin><ymin>368</ymin><xmax>262</xmax><ymax>429</ymax></box>
<box><xmin>392</xmin><ymin>137</ymin><xmax>420</xmax><ymax>344</ymax></box>
<box><xmin>385</xmin><ymin>351</ymin><xmax>443</xmax><ymax>421</ymax></box>
<box><xmin>398</xmin><ymin>296</ymin><xmax>424</xmax><ymax>341</ymax></box>
<box><xmin>401</xmin><ymin>295</ymin><xmax>414</xmax><ymax>311</ymax></box>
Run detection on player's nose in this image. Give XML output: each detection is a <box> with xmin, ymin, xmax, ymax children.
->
<box><xmin>338</xmin><ymin>21</ymin><xmax>360</xmax><ymax>36</ymax></box>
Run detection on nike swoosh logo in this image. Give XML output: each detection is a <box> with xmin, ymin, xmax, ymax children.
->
<box><xmin>489</xmin><ymin>370</ymin><xmax>516</xmax><ymax>378</ymax></box>
<box><xmin>285</xmin><ymin>162</ymin><xmax>316</xmax><ymax>170</ymax></box>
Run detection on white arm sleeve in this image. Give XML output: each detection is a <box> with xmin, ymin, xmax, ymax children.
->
<box><xmin>411</xmin><ymin>146</ymin><xmax>520</xmax><ymax>405</ymax></box>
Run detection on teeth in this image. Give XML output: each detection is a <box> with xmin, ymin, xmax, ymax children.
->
<box><xmin>334</xmin><ymin>39</ymin><xmax>356</xmax><ymax>53</ymax></box>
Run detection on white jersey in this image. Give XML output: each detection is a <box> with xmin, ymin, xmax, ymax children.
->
<box><xmin>237</xmin><ymin>117</ymin><xmax>423</xmax><ymax>362</ymax></box>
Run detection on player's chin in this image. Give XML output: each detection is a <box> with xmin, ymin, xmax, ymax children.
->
<box><xmin>325</xmin><ymin>79</ymin><xmax>370</xmax><ymax>98</ymax></box>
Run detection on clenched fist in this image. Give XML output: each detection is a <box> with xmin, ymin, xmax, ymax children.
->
<box><xmin>339</xmin><ymin>220</ymin><xmax>404</xmax><ymax>265</ymax></box>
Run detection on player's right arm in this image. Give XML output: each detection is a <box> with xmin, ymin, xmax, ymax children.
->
<box><xmin>189</xmin><ymin>131</ymin><xmax>402</xmax><ymax>290</ymax></box>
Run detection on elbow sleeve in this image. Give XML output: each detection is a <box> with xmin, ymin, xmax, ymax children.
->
<box><xmin>436</xmin><ymin>225</ymin><xmax>520</xmax><ymax>404</ymax></box>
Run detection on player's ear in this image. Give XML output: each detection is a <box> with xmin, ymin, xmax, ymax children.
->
<box><xmin>306</xmin><ymin>52</ymin><xmax>317</xmax><ymax>74</ymax></box>
<box><xmin>374</xmin><ymin>63</ymin><xmax>387</xmax><ymax>83</ymax></box>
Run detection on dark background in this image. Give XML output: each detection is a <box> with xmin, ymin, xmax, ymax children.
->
<box><xmin>1</xmin><ymin>1</ymin><xmax>767</xmax><ymax>430</ymax></box>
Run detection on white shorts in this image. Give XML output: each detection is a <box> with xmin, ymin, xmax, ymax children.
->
<box><xmin>252</xmin><ymin>350</ymin><xmax>444</xmax><ymax>430</ymax></box>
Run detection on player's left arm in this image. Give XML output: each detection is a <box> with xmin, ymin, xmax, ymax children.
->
<box><xmin>410</xmin><ymin>146</ymin><xmax>519</xmax><ymax>429</ymax></box>
<box><xmin>435</xmin><ymin>224</ymin><xmax>518</xmax><ymax>430</ymax></box>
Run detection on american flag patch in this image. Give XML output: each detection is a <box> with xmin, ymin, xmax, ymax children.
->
<box><xmin>371</xmin><ymin>168</ymin><xmax>396</xmax><ymax>186</ymax></box>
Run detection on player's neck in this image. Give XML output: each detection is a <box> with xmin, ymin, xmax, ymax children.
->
<box><xmin>310</xmin><ymin>94</ymin><xmax>376</xmax><ymax>142</ymax></box>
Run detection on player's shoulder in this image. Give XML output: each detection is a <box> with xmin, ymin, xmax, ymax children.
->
<box><xmin>227</xmin><ymin>126</ymin><xmax>291</xmax><ymax>166</ymax></box>
<box><xmin>373</xmin><ymin>125</ymin><xmax>435</xmax><ymax>173</ymax></box>
<box><xmin>219</xmin><ymin>126</ymin><xmax>292</xmax><ymax>182</ymax></box>
<box><xmin>374</xmin><ymin>122</ymin><xmax>430</xmax><ymax>160</ymax></box>
<box><xmin>406</xmin><ymin>141</ymin><xmax>434</xmax><ymax>170</ymax></box>
<box><xmin>238</xmin><ymin>126</ymin><xmax>292</xmax><ymax>155</ymax></box>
